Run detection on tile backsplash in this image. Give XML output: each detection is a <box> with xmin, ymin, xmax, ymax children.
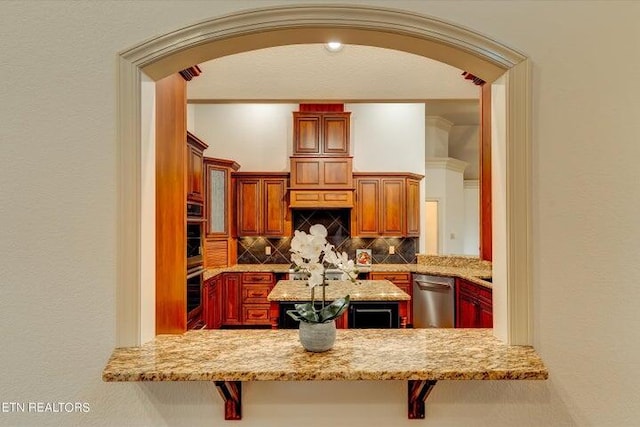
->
<box><xmin>237</xmin><ymin>209</ymin><xmax>418</xmax><ymax>264</ymax></box>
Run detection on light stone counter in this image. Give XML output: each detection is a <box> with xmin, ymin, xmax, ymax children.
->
<box><xmin>204</xmin><ymin>263</ymin><xmax>493</xmax><ymax>289</ymax></box>
<box><xmin>267</xmin><ymin>280</ymin><xmax>410</xmax><ymax>302</ymax></box>
<box><xmin>102</xmin><ymin>329</ymin><xmax>547</xmax><ymax>382</ymax></box>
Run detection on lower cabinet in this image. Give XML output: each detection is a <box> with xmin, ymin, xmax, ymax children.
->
<box><xmin>370</xmin><ymin>272</ymin><xmax>413</xmax><ymax>326</ymax></box>
<box><xmin>203</xmin><ymin>275</ymin><xmax>223</xmax><ymax>329</ymax></box>
<box><xmin>240</xmin><ymin>272</ymin><xmax>274</xmax><ymax>326</ymax></box>
<box><xmin>455</xmin><ymin>278</ymin><xmax>493</xmax><ymax>328</ymax></box>
<box><xmin>222</xmin><ymin>273</ymin><xmax>242</xmax><ymax>326</ymax></box>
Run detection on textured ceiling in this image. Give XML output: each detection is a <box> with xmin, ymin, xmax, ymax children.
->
<box><xmin>187</xmin><ymin>44</ymin><xmax>479</xmax><ymax>101</ymax></box>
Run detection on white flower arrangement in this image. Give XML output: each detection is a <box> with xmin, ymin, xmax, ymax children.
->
<box><xmin>287</xmin><ymin>224</ymin><xmax>357</xmax><ymax>323</ymax></box>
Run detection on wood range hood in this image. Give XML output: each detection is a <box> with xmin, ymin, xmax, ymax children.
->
<box><xmin>288</xmin><ymin>104</ymin><xmax>354</xmax><ymax>209</ymax></box>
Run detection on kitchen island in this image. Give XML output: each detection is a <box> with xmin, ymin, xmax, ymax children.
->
<box><xmin>267</xmin><ymin>279</ymin><xmax>410</xmax><ymax>329</ymax></box>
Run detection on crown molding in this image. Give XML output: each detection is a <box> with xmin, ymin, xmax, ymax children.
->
<box><xmin>464</xmin><ymin>179</ymin><xmax>480</xmax><ymax>189</ymax></box>
<box><xmin>425</xmin><ymin>157</ymin><xmax>468</xmax><ymax>174</ymax></box>
<box><xmin>425</xmin><ymin>116</ymin><xmax>454</xmax><ymax>132</ymax></box>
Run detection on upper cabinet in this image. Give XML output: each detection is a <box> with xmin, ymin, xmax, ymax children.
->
<box><xmin>235</xmin><ymin>173</ymin><xmax>291</xmax><ymax>237</ymax></box>
<box><xmin>204</xmin><ymin>157</ymin><xmax>240</xmax><ymax>237</ymax></box>
<box><xmin>186</xmin><ymin>132</ymin><xmax>208</xmax><ymax>203</ymax></box>
<box><xmin>293</xmin><ymin>112</ymin><xmax>350</xmax><ymax>156</ymax></box>
<box><xmin>352</xmin><ymin>173</ymin><xmax>423</xmax><ymax>237</ymax></box>
<box><xmin>290</xmin><ymin>107</ymin><xmax>354</xmax><ymax>209</ymax></box>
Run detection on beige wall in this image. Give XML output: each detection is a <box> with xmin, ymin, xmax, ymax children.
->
<box><xmin>1</xmin><ymin>1</ymin><xmax>639</xmax><ymax>426</ymax></box>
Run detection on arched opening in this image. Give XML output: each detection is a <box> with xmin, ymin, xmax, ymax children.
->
<box><xmin>117</xmin><ymin>5</ymin><xmax>531</xmax><ymax>346</ymax></box>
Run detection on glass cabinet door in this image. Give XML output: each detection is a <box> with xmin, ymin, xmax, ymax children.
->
<box><xmin>207</xmin><ymin>166</ymin><xmax>228</xmax><ymax>236</ymax></box>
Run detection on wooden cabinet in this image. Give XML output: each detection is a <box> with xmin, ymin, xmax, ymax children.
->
<box><xmin>405</xmin><ymin>178</ymin><xmax>421</xmax><ymax>237</ymax></box>
<box><xmin>455</xmin><ymin>278</ymin><xmax>493</xmax><ymax>328</ymax></box>
<box><xmin>186</xmin><ymin>132</ymin><xmax>208</xmax><ymax>203</ymax></box>
<box><xmin>289</xmin><ymin>109</ymin><xmax>354</xmax><ymax>208</ymax></box>
<box><xmin>370</xmin><ymin>272</ymin><xmax>413</xmax><ymax>326</ymax></box>
<box><xmin>235</xmin><ymin>173</ymin><xmax>291</xmax><ymax>237</ymax></box>
<box><xmin>203</xmin><ymin>275</ymin><xmax>223</xmax><ymax>329</ymax></box>
<box><xmin>293</xmin><ymin>112</ymin><xmax>350</xmax><ymax>156</ymax></box>
<box><xmin>222</xmin><ymin>273</ymin><xmax>242</xmax><ymax>325</ymax></box>
<box><xmin>203</xmin><ymin>158</ymin><xmax>240</xmax><ymax>269</ymax></box>
<box><xmin>353</xmin><ymin>173</ymin><xmax>423</xmax><ymax>237</ymax></box>
<box><xmin>241</xmin><ymin>272</ymin><xmax>275</xmax><ymax>325</ymax></box>
<box><xmin>204</xmin><ymin>158</ymin><xmax>239</xmax><ymax>238</ymax></box>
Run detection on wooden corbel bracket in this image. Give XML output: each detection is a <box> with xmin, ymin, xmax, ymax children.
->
<box><xmin>408</xmin><ymin>380</ymin><xmax>438</xmax><ymax>419</ymax></box>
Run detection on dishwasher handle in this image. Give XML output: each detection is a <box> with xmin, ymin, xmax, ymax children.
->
<box><xmin>415</xmin><ymin>280</ymin><xmax>453</xmax><ymax>291</ymax></box>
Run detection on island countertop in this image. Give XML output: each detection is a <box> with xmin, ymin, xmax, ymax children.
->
<box><xmin>267</xmin><ymin>279</ymin><xmax>410</xmax><ymax>302</ymax></box>
<box><xmin>102</xmin><ymin>329</ymin><xmax>547</xmax><ymax>382</ymax></box>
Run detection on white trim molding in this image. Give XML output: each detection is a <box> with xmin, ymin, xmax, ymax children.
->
<box><xmin>464</xmin><ymin>179</ymin><xmax>480</xmax><ymax>190</ymax></box>
<box><xmin>425</xmin><ymin>116</ymin><xmax>454</xmax><ymax>133</ymax></box>
<box><xmin>426</xmin><ymin>157</ymin><xmax>468</xmax><ymax>174</ymax></box>
<box><xmin>116</xmin><ymin>5</ymin><xmax>531</xmax><ymax>346</ymax></box>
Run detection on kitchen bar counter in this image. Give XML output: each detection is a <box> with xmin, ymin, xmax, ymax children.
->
<box><xmin>102</xmin><ymin>328</ymin><xmax>546</xmax><ymax>420</ymax></box>
<box><xmin>267</xmin><ymin>279</ymin><xmax>410</xmax><ymax>302</ymax></box>
<box><xmin>103</xmin><ymin>328</ymin><xmax>547</xmax><ymax>382</ymax></box>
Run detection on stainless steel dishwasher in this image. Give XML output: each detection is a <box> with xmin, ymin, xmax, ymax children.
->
<box><xmin>413</xmin><ymin>274</ymin><xmax>455</xmax><ymax>328</ymax></box>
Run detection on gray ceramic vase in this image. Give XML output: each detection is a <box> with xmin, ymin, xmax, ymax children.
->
<box><xmin>298</xmin><ymin>320</ymin><xmax>337</xmax><ymax>352</ymax></box>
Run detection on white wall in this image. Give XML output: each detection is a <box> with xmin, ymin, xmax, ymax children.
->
<box><xmin>463</xmin><ymin>181</ymin><xmax>479</xmax><ymax>255</ymax></box>
<box><xmin>349</xmin><ymin>103</ymin><xmax>425</xmax><ymax>174</ymax></box>
<box><xmin>189</xmin><ymin>103</ymin><xmax>426</xmax><ymax>175</ymax></box>
<box><xmin>192</xmin><ymin>104</ymin><xmax>295</xmax><ymax>171</ymax></box>
<box><xmin>449</xmin><ymin>125</ymin><xmax>480</xmax><ymax>180</ymax></box>
<box><xmin>2</xmin><ymin>1</ymin><xmax>640</xmax><ymax>426</ymax></box>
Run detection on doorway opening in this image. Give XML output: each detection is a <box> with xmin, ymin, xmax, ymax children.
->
<box><xmin>117</xmin><ymin>4</ymin><xmax>531</xmax><ymax>347</ymax></box>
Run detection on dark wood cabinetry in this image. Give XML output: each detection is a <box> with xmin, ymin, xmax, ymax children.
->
<box><xmin>370</xmin><ymin>272</ymin><xmax>413</xmax><ymax>326</ymax></box>
<box><xmin>203</xmin><ymin>158</ymin><xmax>240</xmax><ymax>268</ymax></box>
<box><xmin>186</xmin><ymin>132</ymin><xmax>208</xmax><ymax>203</ymax></box>
<box><xmin>293</xmin><ymin>112</ymin><xmax>350</xmax><ymax>156</ymax></box>
<box><xmin>216</xmin><ymin>272</ymin><xmax>275</xmax><ymax>327</ymax></box>
<box><xmin>203</xmin><ymin>275</ymin><xmax>223</xmax><ymax>329</ymax></box>
<box><xmin>240</xmin><ymin>272</ymin><xmax>274</xmax><ymax>326</ymax></box>
<box><xmin>222</xmin><ymin>273</ymin><xmax>242</xmax><ymax>325</ymax></box>
<box><xmin>455</xmin><ymin>278</ymin><xmax>493</xmax><ymax>328</ymax></box>
<box><xmin>235</xmin><ymin>173</ymin><xmax>290</xmax><ymax>237</ymax></box>
<box><xmin>290</xmin><ymin>109</ymin><xmax>354</xmax><ymax>208</ymax></box>
<box><xmin>353</xmin><ymin>173</ymin><xmax>423</xmax><ymax>237</ymax></box>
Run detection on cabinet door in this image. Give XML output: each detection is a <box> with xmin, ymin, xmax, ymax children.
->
<box><xmin>381</xmin><ymin>178</ymin><xmax>405</xmax><ymax>236</ymax></box>
<box><xmin>206</xmin><ymin>164</ymin><xmax>229</xmax><ymax>237</ymax></box>
<box><xmin>202</xmin><ymin>279</ymin><xmax>211</xmax><ymax>328</ymax></box>
<box><xmin>355</xmin><ymin>178</ymin><xmax>380</xmax><ymax>236</ymax></box>
<box><xmin>479</xmin><ymin>301</ymin><xmax>493</xmax><ymax>328</ymax></box>
<box><xmin>405</xmin><ymin>178</ymin><xmax>420</xmax><ymax>236</ymax></box>
<box><xmin>213</xmin><ymin>276</ymin><xmax>223</xmax><ymax>329</ymax></box>
<box><xmin>293</xmin><ymin>113</ymin><xmax>321</xmax><ymax>155</ymax></box>
<box><xmin>322</xmin><ymin>114</ymin><xmax>350</xmax><ymax>155</ymax></box>
<box><xmin>263</xmin><ymin>178</ymin><xmax>288</xmax><ymax>236</ymax></box>
<box><xmin>236</xmin><ymin>178</ymin><xmax>261</xmax><ymax>236</ymax></box>
<box><xmin>222</xmin><ymin>273</ymin><xmax>242</xmax><ymax>325</ymax></box>
<box><xmin>456</xmin><ymin>292</ymin><xmax>478</xmax><ymax>328</ymax></box>
<box><xmin>187</xmin><ymin>145</ymin><xmax>204</xmax><ymax>202</ymax></box>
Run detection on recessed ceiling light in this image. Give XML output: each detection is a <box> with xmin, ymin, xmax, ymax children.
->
<box><xmin>325</xmin><ymin>41</ymin><xmax>343</xmax><ymax>52</ymax></box>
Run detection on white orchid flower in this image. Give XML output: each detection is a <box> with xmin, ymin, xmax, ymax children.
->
<box><xmin>309</xmin><ymin>224</ymin><xmax>328</xmax><ymax>238</ymax></box>
<box><xmin>307</xmin><ymin>263</ymin><xmax>325</xmax><ymax>288</ymax></box>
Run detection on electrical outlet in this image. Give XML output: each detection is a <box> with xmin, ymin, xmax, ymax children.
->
<box><xmin>265</xmin><ymin>246</ymin><xmax>271</xmax><ymax>255</ymax></box>
<box><xmin>389</xmin><ymin>245</ymin><xmax>395</xmax><ymax>255</ymax></box>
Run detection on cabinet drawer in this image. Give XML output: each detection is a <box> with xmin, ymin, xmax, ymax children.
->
<box><xmin>242</xmin><ymin>272</ymin><xmax>274</xmax><ymax>284</ymax></box>
<box><xmin>370</xmin><ymin>272</ymin><xmax>411</xmax><ymax>283</ymax></box>
<box><xmin>242</xmin><ymin>304</ymin><xmax>270</xmax><ymax>324</ymax></box>
<box><xmin>242</xmin><ymin>284</ymin><xmax>271</xmax><ymax>304</ymax></box>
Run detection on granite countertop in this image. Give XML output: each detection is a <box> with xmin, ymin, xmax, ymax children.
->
<box><xmin>204</xmin><ymin>263</ymin><xmax>493</xmax><ymax>289</ymax></box>
<box><xmin>102</xmin><ymin>329</ymin><xmax>547</xmax><ymax>382</ymax></box>
<box><xmin>267</xmin><ymin>280</ymin><xmax>410</xmax><ymax>302</ymax></box>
